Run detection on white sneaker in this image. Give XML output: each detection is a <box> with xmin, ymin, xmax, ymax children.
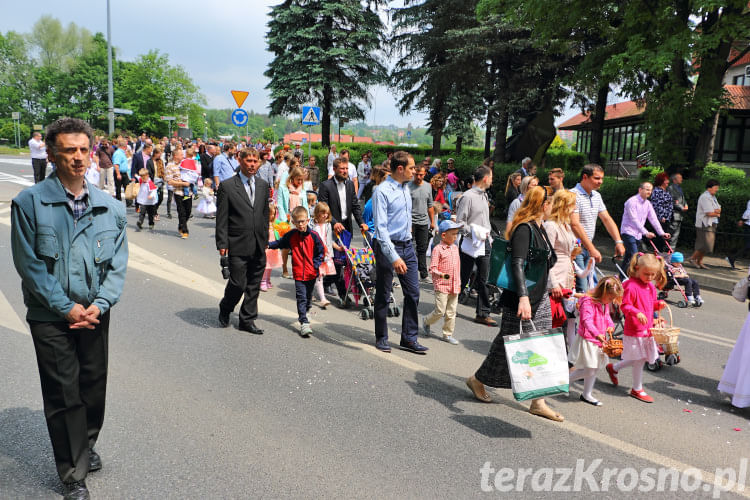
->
<box><xmin>299</xmin><ymin>323</ymin><xmax>312</xmax><ymax>337</ymax></box>
<box><xmin>421</xmin><ymin>316</ymin><xmax>431</xmax><ymax>337</ymax></box>
<box><xmin>686</xmin><ymin>296</ymin><xmax>695</xmax><ymax>306</ymax></box>
<box><xmin>443</xmin><ymin>335</ymin><xmax>459</xmax><ymax>345</ymax></box>
<box><xmin>695</xmin><ymin>295</ymin><xmax>704</xmax><ymax>306</ymax></box>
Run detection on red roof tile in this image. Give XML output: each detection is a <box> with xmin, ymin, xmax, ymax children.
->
<box><xmin>558</xmin><ymin>101</ymin><xmax>645</xmax><ymax>129</ymax></box>
<box><xmin>726</xmin><ymin>85</ymin><xmax>750</xmax><ymax>109</ymax></box>
<box><xmin>728</xmin><ymin>47</ymin><xmax>750</xmax><ymax>68</ymax></box>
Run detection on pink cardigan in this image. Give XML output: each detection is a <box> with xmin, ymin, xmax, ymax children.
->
<box><xmin>621</xmin><ymin>277</ymin><xmax>657</xmax><ymax>337</ymax></box>
<box><xmin>577</xmin><ymin>296</ymin><xmax>614</xmax><ymax>347</ymax></box>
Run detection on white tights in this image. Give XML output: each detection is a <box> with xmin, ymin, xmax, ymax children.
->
<box><xmin>613</xmin><ymin>359</ymin><xmax>645</xmax><ymax>391</ymax></box>
<box><xmin>314</xmin><ymin>275</ymin><xmax>326</xmax><ymax>301</ymax></box>
<box><xmin>569</xmin><ymin>367</ymin><xmax>598</xmax><ymax>401</ymax></box>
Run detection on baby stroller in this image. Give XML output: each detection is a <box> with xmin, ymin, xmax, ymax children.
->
<box><xmin>644</xmin><ymin>239</ymin><xmax>692</xmax><ymax>308</ymax></box>
<box><xmin>338</xmin><ymin>231</ymin><xmax>400</xmax><ymax>320</ymax></box>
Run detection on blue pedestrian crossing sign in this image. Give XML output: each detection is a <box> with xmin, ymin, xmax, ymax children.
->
<box><xmin>301</xmin><ymin>106</ymin><xmax>321</xmax><ymax>126</ymax></box>
<box><xmin>231</xmin><ymin>108</ymin><xmax>248</xmax><ymax>127</ymax></box>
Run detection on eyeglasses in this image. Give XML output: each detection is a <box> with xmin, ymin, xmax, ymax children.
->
<box><xmin>293</xmin><ymin>219</ymin><xmax>308</xmax><ymax>225</ymax></box>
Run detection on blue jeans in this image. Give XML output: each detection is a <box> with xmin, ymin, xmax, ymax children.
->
<box><xmin>295</xmin><ymin>279</ymin><xmax>316</xmax><ymax>324</ymax></box>
<box><xmin>621</xmin><ymin>234</ymin><xmax>641</xmax><ymax>278</ymax></box>
<box><xmin>373</xmin><ymin>239</ymin><xmax>420</xmax><ymax>346</ymax></box>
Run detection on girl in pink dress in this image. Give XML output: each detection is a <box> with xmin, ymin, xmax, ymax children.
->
<box><xmin>606</xmin><ymin>253</ymin><xmax>667</xmax><ymax>403</ymax></box>
<box><xmin>311</xmin><ymin>202</ymin><xmax>340</xmax><ymax>308</ymax></box>
<box><xmin>262</xmin><ymin>204</ymin><xmax>283</xmax><ymax>291</ymax></box>
<box><xmin>569</xmin><ymin>276</ymin><xmax>624</xmax><ymax>406</ymax></box>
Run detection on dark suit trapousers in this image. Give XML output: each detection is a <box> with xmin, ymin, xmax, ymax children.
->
<box><xmin>216</xmin><ymin>173</ymin><xmax>270</xmax><ymax>327</ymax></box>
<box><xmin>317</xmin><ymin>176</ymin><xmax>364</xmax><ymax>298</ymax></box>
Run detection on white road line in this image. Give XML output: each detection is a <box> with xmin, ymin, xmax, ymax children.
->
<box><xmin>128</xmin><ymin>241</ymin><xmax>748</xmax><ymax>498</ymax></box>
<box><xmin>0</xmin><ymin>221</ymin><xmax>746</xmax><ymax>497</ymax></box>
<box><xmin>681</xmin><ymin>326</ymin><xmax>738</xmax><ymax>345</ymax></box>
<box><xmin>679</xmin><ymin>330</ymin><xmax>736</xmax><ymax>348</ymax></box>
<box><xmin>0</xmin><ymin>158</ymin><xmax>32</xmax><ymax>166</ymax></box>
<box><xmin>0</xmin><ymin>290</ymin><xmax>29</xmax><ymax>336</ymax></box>
<box><xmin>0</xmin><ymin>172</ymin><xmax>34</xmax><ymax>186</ymax></box>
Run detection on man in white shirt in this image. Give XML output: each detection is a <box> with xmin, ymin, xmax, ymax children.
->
<box><xmin>328</xmin><ymin>149</ymin><xmax>358</xmax><ymax>194</ymax></box>
<box><xmin>29</xmin><ymin>132</ymin><xmax>48</xmax><ymax>183</ymax></box>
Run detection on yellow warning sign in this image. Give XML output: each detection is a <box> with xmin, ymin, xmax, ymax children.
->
<box><xmin>231</xmin><ymin>90</ymin><xmax>249</xmax><ymax>108</ymax></box>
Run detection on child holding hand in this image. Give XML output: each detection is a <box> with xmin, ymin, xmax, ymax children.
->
<box><xmin>421</xmin><ymin>220</ymin><xmax>463</xmax><ymax>344</ymax></box>
<box><xmin>569</xmin><ymin>276</ymin><xmax>624</xmax><ymax>406</ymax></box>
<box><xmin>606</xmin><ymin>253</ymin><xmax>667</xmax><ymax>403</ymax></box>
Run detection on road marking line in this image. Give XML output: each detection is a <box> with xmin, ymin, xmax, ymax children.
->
<box><xmin>0</xmin><ymin>206</ymin><xmax>10</xmax><ymax>216</ymax></box>
<box><xmin>0</xmin><ymin>159</ymin><xmax>32</xmax><ymax>166</ymax></box>
<box><xmin>0</xmin><ymin>172</ymin><xmax>33</xmax><ymax>186</ymax></box>
<box><xmin>0</xmin><ymin>223</ymin><xmax>746</xmax><ymax>495</ymax></box>
<box><xmin>0</xmin><ymin>289</ymin><xmax>29</xmax><ymax>336</ymax></box>
<box><xmin>128</xmin><ymin>241</ymin><xmax>749</xmax><ymax>496</ymax></box>
<box><xmin>679</xmin><ymin>330</ymin><xmax>735</xmax><ymax>348</ymax></box>
<box><xmin>680</xmin><ymin>326</ymin><xmax>737</xmax><ymax>344</ymax></box>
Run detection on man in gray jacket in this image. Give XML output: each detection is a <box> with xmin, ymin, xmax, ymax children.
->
<box><xmin>11</xmin><ymin>118</ymin><xmax>128</xmax><ymax>500</ymax></box>
<box><xmin>667</xmin><ymin>172</ymin><xmax>688</xmax><ymax>247</ymax></box>
<box><xmin>456</xmin><ymin>166</ymin><xmax>497</xmax><ymax>326</ymax></box>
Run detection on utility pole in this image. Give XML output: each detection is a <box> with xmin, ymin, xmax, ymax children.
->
<box><xmin>106</xmin><ymin>0</ymin><xmax>114</xmax><ymax>134</ymax></box>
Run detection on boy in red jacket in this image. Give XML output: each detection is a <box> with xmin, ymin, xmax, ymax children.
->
<box><xmin>269</xmin><ymin>206</ymin><xmax>325</xmax><ymax>337</ymax></box>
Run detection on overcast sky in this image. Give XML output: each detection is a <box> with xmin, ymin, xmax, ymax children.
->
<box><xmin>3</xmin><ymin>0</ymin><xmax>582</xmax><ymax>128</ymax></box>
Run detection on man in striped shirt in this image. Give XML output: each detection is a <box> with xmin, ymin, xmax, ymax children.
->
<box><xmin>569</xmin><ymin>164</ymin><xmax>625</xmax><ymax>291</ymax></box>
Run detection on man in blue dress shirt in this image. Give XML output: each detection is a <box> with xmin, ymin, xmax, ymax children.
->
<box><xmin>212</xmin><ymin>143</ymin><xmax>236</xmax><ymax>187</ymax></box>
<box><xmin>372</xmin><ymin>151</ymin><xmax>428</xmax><ymax>354</ymax></box>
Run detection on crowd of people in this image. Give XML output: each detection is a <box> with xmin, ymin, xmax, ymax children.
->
<box><xmin>13</xmin><ymin>118</ymin><xmax>750</xmax><ymax>499</ymax></box>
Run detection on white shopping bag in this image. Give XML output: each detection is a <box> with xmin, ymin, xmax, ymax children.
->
<box><xmin>503</xmin><ymin>320</ymin><xmax>569</xmax><ymax>401</ymax></box>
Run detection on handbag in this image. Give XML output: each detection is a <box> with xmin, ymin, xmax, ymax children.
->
<box><xmin>503</xmin><ymin>320</ymin><xmax>569</xmax><ymax>401</ymax></box>
<box><xmin>124</xmin><ymin>181</ymin><xmax>139</xmax><ymax>200</ymax></box>
<box><xmin>488</xmin><ymin>223</ymin><xmax>550</xmax><ymax>294</ymax></box>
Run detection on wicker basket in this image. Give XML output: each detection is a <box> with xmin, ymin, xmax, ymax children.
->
<box><xmin>602</xmin><ymin>330</ymin><xmax>623</xmax><ymax>358</ymax></box>
<box><xmin>650</xmin><ymin>303</ymin><xmax>680</xmax><ymax>345</ymax></box>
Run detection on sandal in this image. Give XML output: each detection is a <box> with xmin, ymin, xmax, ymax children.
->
<box><xmin>529</xmin><ymin>400</ymin><xmax>564</xmax><ymax>422</ymax></box>
<box><xmin>465</xmin><ymin>375</ymin><xmax>491</xmax><ymax>403</ymax></box>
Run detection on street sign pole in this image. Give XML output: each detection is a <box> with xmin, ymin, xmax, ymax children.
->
<box><xmin>308</xmin><ymin>125</ymin><xmax>312</xmax><ymax>165</ymax></box>
<box><xmin>106</xmin><ymin>0</ymin><xmax>114</xmax><ymax>134</ymax></box>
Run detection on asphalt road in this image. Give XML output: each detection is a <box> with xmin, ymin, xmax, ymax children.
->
<box><xmin>1</xmin><ymin>155</ymin><xmax>749</xmax><ymax>499</ymax></box>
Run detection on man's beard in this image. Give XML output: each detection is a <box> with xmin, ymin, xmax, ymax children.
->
<box><xmin>335</xmin><ymin>174</ymin><xmax>347</xmax><ymax>182</ymax></box>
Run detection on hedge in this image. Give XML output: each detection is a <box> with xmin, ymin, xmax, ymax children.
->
<box><xmin>598</xmin><ymin>176</ymin><xmax>749</xmax><ymax>254</ymax></box>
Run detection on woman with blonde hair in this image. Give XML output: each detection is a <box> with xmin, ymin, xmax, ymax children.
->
<box><xmin>544</xmin><ymin>189</ymin><xmax>578</xmax><ymax>341</ymax></box>
<box><xmin>277</xmin><ymin>166</ymin><xmax>309</xmax><ymax>278</ymax></box>
<box><xmin>505</xmin><ymin>172</ymin><xmax>522</xmax><ymax>210</ymax></box>
<box><xmin>467</xmin><ymin>186</ymin><xmax>564</xmax><ymax>422</ymax></box>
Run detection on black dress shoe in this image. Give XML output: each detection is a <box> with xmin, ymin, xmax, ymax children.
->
<box><xmin>238</xmin><ymin>323</ymin><xmax>264</xmax><ymax>335</ymax></box>
<box><xmin>63</xmin><ymin>480</ymin><xmax>90</xmax><ymax>500</ymax></box>
<box><xmin>89</xmin><ymin>448</ymin><xmax>102</xmax><ymax>472</ymax></box>
<box><xmin>218</xmin><ymin>309</ymin><xmax>230</xmax><ymax>327</ymax></box>
<box><xmin>399</xmin><ymin>340</ymin><xmax>428</xmax><ymax>354</ymax></box>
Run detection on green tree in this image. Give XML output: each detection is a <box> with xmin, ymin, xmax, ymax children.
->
<box><xmin>390</xmin><ymin>0</ymin><xmax>478</xmax><ymax>155</ymax></box>
<box><xmin>265</xmin><ymin>0</ymin><xmax>387</xmax><ymax>147</ymax></box>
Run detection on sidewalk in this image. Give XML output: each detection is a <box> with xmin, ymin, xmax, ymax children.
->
<box><xmin>489</xmin><ymin>217</ymin><xmax>746</xmax><ymax>295</ymax></box>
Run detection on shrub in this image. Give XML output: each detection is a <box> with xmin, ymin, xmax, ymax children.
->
<box><xmin>702</xmin><ymin>162</ymin><xmax>747</xmax><ymax>186</ymax></box>
<box><xmin>544</xmin><ymin>149</ymin><xmax>587</xmax><ymax>177</ymax></box>
<box><xmin>597</xmin><ymin>176</ymin><xmax>749</xmax><ymax>253</ymax></box>
<box><xmin>638</xmin><ymin>166</ymin><xmax>664</xmax><ymax>181</ymax></box>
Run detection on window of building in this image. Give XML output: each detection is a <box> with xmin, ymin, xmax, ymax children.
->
<box><xmin>733</xmin><ymin>75</ymin><xmax>746</xmax><ymax>86</ymax></box>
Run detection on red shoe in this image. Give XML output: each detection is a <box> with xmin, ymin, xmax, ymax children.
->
<box><xmin>606</xmin><ymin>363</ymin><xmax>619</xmax><ymax>386</ymax></box>
<box><xmin>630</xmin><ymin>389</ymin><xmax>654</xmax><ymax>403</ymax></box>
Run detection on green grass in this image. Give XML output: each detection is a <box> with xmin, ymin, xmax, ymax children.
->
<box><xmin>0</xmin><ymin>146</ymin><xmax>30</xmax><ymax>155</ymax></box>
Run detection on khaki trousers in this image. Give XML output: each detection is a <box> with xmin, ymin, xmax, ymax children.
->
<box><xmin>424</xmin><ymin>291</ymin><xmax>458</xmax><ymax>337</ymax></box>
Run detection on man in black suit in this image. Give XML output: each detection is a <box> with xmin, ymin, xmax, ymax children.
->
<box><xmin>201</xmin><ymin>142</ymin><xmax>216</xmax><ymax>183</ymax></box>
<box><xmin>318</xmin><ymin>158</ymin><xmax>368</xmax><ymax>303</ymax></box>
<box><xmin>216</xmin><ymin>148</ymin><xmax>270</xmax><ymax>335</ymax></box>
